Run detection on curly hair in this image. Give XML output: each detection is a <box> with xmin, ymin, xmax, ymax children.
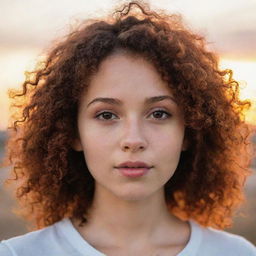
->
<box><xmin>3</xmin><ymin>1</ymin><xmax>254</xmax><ymax>230</ymax></box>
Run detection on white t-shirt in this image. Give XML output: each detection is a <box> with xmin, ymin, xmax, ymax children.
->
<box><xmin>0</xmin><ymin>218</ymin><xmax>255</xmax><ymax>256</ymax></box>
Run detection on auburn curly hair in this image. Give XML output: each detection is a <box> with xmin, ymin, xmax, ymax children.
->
<box><xmin>3</xmin><ymin>1</ymin><xmax>254</xmax><ymax>230</ymax></box>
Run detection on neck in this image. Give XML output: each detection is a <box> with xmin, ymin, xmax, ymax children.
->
<box><xmin>75</xmin><ymin>185</ymin><xmax>185</xmax><ymax>247</ymax></box>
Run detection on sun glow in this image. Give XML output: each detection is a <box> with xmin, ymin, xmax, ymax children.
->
<box><xmin>220</xmin><ymin>59</ymin><xmax>256</xmax><ymax>125</ymax></box>
<box><xmin>0</xmin><ymin>48</ymin><xmax>41</xmax><ymax>130</ymax></box>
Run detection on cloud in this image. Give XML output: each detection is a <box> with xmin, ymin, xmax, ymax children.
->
<box><xmin>0</xmin><ymin>0</ymin><xmax>115</xmax><ymax>48</ymax></box>
<box><xmin>204</xmin><ymin>28</ymin><xmax>256</xmax><ymax>59</ymax></box>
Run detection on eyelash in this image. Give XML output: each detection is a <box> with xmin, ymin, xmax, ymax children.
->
<box><xmin>94</xmin><ymin>109</ymin><xmax>171</xmax><ymax>121</ymax></box>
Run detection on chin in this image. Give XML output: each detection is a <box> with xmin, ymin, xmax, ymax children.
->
<box><xmin>114</xmin><ymin>187</ymin><xmax>157</xmax><ymax>201</ymax></box>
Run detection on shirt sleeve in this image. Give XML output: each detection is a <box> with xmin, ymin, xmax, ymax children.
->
<box><xmin>236</xmin><ymin>237</ymin><xmax>256</xmax><ymax>256</ymax></box>
<box><xmin>0</xmin><ymin>242</ymin><xmax>14</xmax><ymax>256</ymax></box>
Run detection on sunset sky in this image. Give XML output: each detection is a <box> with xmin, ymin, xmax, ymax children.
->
<box><xmin>0</xmin><ymin>0</ymin><xmax>255</xmax><ymax>130</ymax></box>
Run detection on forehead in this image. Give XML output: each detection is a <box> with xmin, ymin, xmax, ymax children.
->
<box><xmin>83</xmin><ymin>52</ymin><xmax>174</xmax><ymax>101</ymax></box>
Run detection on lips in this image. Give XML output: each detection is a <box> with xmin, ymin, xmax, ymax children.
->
<box><xmin>115</xmin><ymin>161</ymin><xmax>152</xmax><ymax>169</ymax></box>
<box><xmin>115</xmin><ymin>161</ymin><xmax>153</xmax><ymax>178</ymax></box>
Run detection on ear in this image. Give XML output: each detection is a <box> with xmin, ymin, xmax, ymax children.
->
<box><xmin>71</xmin><ymin>138</ymin><xmax>83</xmax><ymax>151</ymax></box>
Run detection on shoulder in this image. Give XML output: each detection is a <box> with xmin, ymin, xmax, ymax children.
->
<box><xmin>0</xmin><ymin>219</ymin><xmax>69</xmax><ymax>256</ymax></box>
<box><xmin>197</xmin><ymin>223</ymin><xmax>256</xmax><ymax>256</ymax></box>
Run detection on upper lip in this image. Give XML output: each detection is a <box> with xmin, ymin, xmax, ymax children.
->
<box><xmin>115</xmin><ymin>161</ymin><xmax>153</xmax><ymax>168</ymax></box>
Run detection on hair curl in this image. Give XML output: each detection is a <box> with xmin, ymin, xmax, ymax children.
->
<box><xmin>3</xmin><ymin>1</ymin><xmax>254</xmax><ymax>230</ymax></box>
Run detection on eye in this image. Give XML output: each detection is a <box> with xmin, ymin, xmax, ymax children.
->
<box><xmin>95</xmin><ymin>109</ymin><xmax>171</xmax><ymax>121</ymax></box>
<box><xmin>149</xmin><ymin>109</ymin><xmax>171</xmax><ymax>120</ymax></box>
<box><xmin>95</xmin><ymin>111</ymin><xmax>118</xmax><ymax>121</ymax></box>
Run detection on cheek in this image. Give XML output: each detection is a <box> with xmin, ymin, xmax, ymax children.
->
<box><xmin>153</xmin><ymin>128</ymin><xmax>184</xmax><ymax>165</ymax></box>
<box><xmin>79</xmin><ymin>130</ymin><xmax>114</xmax><ymax>174</ymax></box>
<box><xmin>154</xmin><ymin>125</ymin><xmax>184</xmax><ymax>148</ymax></box>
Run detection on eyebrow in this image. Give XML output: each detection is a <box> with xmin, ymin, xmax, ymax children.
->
<box><xmin>86</xmin><ymin>95</ymin><xmax>177</xmax><ymax>108</ymax></box>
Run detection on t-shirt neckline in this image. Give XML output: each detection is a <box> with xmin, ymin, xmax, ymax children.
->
<box><xmin>56</xmin><ymin>217</ymin><xmax>202</xmax><ymax>256</ymax></box>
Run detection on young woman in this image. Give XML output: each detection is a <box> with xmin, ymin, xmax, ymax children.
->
<box><xmin>1</xmin><ymin>1</ymin><xmax>255</xmax><ymax>255</ymax></box>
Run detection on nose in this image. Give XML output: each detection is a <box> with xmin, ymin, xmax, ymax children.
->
<box><xmin>120</xmin><ymin>119</ymin><xmax>148</xmax><ymax>153</ymax></box>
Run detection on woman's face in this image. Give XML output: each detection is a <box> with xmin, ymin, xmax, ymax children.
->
<box><xmin>74</xmin><ymin>53</ymin><xmax>186</xmax><ymax>201</ymax></box>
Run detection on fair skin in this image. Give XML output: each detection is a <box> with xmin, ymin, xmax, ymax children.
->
<box><xmin>71</xmin><ymin>52</ymin><xmax>190</xmax><ymax>256</ymax></box>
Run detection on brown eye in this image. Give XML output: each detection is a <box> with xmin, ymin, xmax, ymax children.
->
<box><xmin>95</xmin><ymin>111</ymin><xmax>117</xmax><ymax>121</ymax></box>
<box><xmin>150</xmin><ymin>110</ymin><xmax>171</xmax><ymax>120</ymax></box>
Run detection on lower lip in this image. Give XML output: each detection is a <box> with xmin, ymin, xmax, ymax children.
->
<box><xmin>116</xmin><ymin>167</ymin><xmax>150</xmax><ymax>177</ymax></box>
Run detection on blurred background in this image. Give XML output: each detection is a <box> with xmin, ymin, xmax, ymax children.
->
<box><xmin>0</xmin><ymin>0</ymin><xmax>255</xmax><ymax>245</ymax></box>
